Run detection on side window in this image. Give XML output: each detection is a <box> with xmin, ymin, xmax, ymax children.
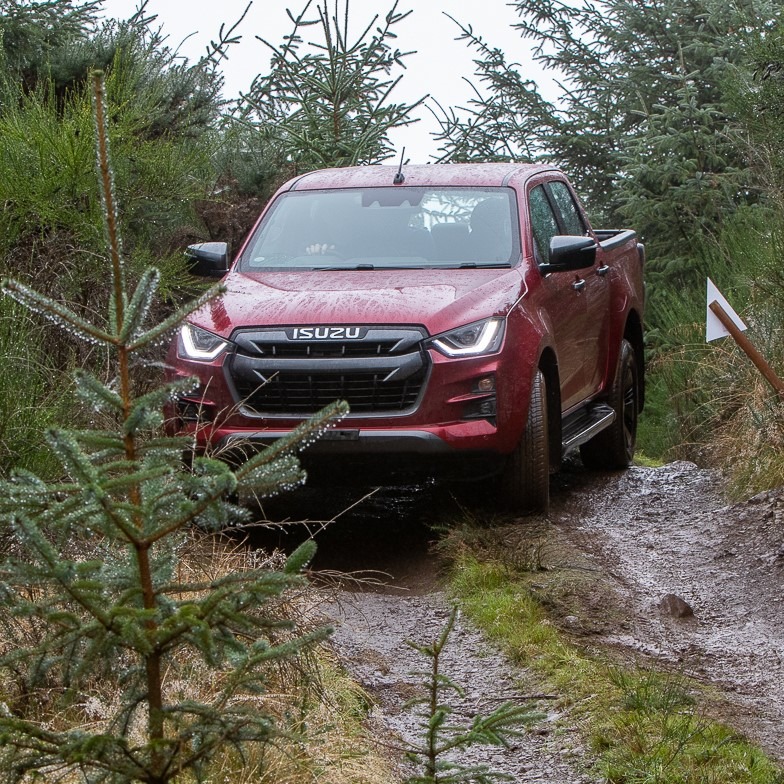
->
<box><xmin>528</xmin><ymin>185</ymin><xmax>559</xmax><ymax>262</ymax></box>
<box><xmin>548</xmin><ymin>181</ymin><xmax>586</xmax><ymax>236</ymax></box>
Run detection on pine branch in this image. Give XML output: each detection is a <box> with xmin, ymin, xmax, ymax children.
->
<box><xmin>1</xmin><ymin>280</ymin><xmax>116</xmax><ymax>346</ymax></box>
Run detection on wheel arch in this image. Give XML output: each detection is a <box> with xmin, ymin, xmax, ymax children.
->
<box><xmin>538</xmin><ymin>347</ymin><xmax>561</xmax><ymax>471</ymax></box>
<box><xmin>623</xmin><ymin>309</ymin><xmax>645</xmax><ymax>411</ymax></box>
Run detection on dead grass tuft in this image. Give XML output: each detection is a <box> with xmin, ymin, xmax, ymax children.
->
<box><xmin>0</xmin><ymin>531</ymin><xmax>394</xmax><ymax>783</ymax></box>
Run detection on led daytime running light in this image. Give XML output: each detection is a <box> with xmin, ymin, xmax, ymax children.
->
<box><xmin>432</xmin><ymin>318</ymin><xmax>504</xmax><ymax>357</ymax></box>
<box><xmin>179</xmin><ymin>323</ymin><xmax>229</xmax><ymax>361</ymax></box>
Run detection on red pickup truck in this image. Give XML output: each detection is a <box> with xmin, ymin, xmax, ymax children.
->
<box><xmin>167</xmin><ymin>163</ymin><xmax>645</xmax><ymax>512</ymax></box>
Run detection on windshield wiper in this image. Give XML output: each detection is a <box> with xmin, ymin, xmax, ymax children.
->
<box><xmin>449</xmin><ymin>262</ymin><xmax>512</xmax><ymax>269</ymax></box>
<box><xmin>312</xmin><ymin>263</ymin><xmax>375</xmax><ymax>271</ymax></box>
<box><xmin>310</xmin><ymin>262</ymin><xmax>511</xmax><ymax>271</ymax></box>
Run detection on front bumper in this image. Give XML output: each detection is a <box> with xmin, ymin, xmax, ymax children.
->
<box><xmin>166</xmin><ymin>325</ymin><xmax>536</xmax><ymax>469</ymax></box>
<box><xmin>215</xmin><ymin>423</ymin><xmax>506</xmax><ymax>482</ymax></box>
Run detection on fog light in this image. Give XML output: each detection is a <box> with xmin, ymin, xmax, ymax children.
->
<box><xmin>177</xmin><ymin>399</ymin><xmax>213</xmax><ymax>423</ymax></box>
<box><xmin>477</xmin><ymin>399</ymin><xmax>497</xmax><ymax>417</ymax></box>
<box><xmin>476</xmin><ymin>376</ymin><xmax>495</xmax><ymax>393</ymax></box>
<box><xmin>463</xmin><ymin>396</ymin><xmax>497</xmax><ymax>421</ymax></box>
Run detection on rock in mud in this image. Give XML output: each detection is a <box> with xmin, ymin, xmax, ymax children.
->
<box><xmin>659</xmin><ymin>593</ymin><xmax>695</xmax><ymax>618</ymax></box>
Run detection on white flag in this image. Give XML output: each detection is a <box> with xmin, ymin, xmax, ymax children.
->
<box><xmin>706</xmin><ymin>278</ymin><xmax>747</xmax><ymax>343</ymax></box>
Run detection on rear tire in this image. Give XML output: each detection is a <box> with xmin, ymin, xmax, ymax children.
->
<box><xmin>580</xmin><ymin>339</ymin><xmax>639</xmax><ymax>469</ymax></box>
<box><xmin>501</xmin><ymin>369</ymin><xmax>549</xmax><ymax>514</ymax></box>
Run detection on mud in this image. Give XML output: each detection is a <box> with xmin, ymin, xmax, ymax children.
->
<box><xmin>324</xmin><ymin>592</ymin><xmax>597</xmax><ymax>782</ymax></box>
<box><xmin>550</xmin><ymin>461</ymin><xmax>784</xmax><ymax>760</ymax></box>
<box><xmin>250</xmin><ymin>462</ymin><xmax>784</xmax><ymax>774</ymax></box>
<box><xmin>253</xmin><ymin>484</ymin><xmax>600</xmax><ymax>781</ymax></box>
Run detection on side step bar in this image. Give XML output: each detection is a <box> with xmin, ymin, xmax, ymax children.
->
<box><xmin>561</xmin><ymin>403</ymin><xmax>615</xmax><ymax>456</ymax></box>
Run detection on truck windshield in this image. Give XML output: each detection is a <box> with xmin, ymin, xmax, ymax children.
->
<box><xmin>238</xmin><ymin>186</ymin><xmax>520</xmax><ymax>271</ymax></box>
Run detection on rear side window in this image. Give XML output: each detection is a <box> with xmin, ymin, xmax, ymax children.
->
<box><xmin>528</xmin><ymin>185</ymin><xmax>559</xmax><ymax>262</ymax></box>
<box><xmin>548</xmin><ymin>181</ymin><xmax>586</xmax><ymax>236</ymax></box>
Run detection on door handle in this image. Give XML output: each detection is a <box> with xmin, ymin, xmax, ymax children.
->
<box><xmin>572</xmin><ymin>279</ymin><xmax>586</xmax><ymax>292</ymax></box>
<box><xmin>596</xmin><ymin>264</ymin><xmax>610</xmax><ymax>276</ymax></box>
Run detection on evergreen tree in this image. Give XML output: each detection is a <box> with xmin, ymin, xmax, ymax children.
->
<box><xmin>429</xmin><ymin>18</ymin><xmax>551</xmax><ymax>165</ymax></box>
<box><xmin>0</xmin><ymin>0</ymin><xmax>102</xmax><ymax>94</ymax></box>
<box><xmin>727</xmin><ymin>20</ymin><xmax>784</xmax><ymax>208</ymax></box>
<box><xmin>0</xmin><ymin>71</ymin><xmax>346</xmax><ymax>783</ymax></box>
<box><xmin>435</xmin><ymin>0</ymin><xmax>783</xmax><ymax>266</ymax></box>
<box><xmin>0</xmin><ymin>2</ymin><xmax>249</xmax><ymax>467</ymax></box>
<box><xmin>0</xmin><ymin>1</ymin><xmax>239</xmax><ymax>313</ymax></box>
<box><xmin>403</xmin><ymin>607</ymin><xmax>541</xmax><ymax>784</ymax></box>
<box><xmin>0</xmin><ymin>0</ymin><xmax>240</xmax><ymax>121</ymax></box>
<box><xmin>237</xmin><ymin>0</ymin><xmax>425</xmax><ymax>171</ymax></box>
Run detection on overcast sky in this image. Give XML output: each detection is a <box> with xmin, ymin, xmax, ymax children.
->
<box><xmin>99</xmin><ymin>0</ymin><xmax>554</xmax><ymax>162</ymax></box>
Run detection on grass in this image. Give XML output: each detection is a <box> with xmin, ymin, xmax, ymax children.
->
<box><xmin>638</xmin><ymin>209</ymin><xmax>784</xmax><ymax>494</ymax></box>
<box><xmin>174</xmin><ymin>535</ymin><xmax>398</xmax><ymax>784</ymax></box>
<box><xmin>0</xmin><ymin>298</ymin><xmax>71</xmax><ymax>477</ymax></box>
<box><xmin>441</xmin><ymin>520</ymin><xmax>783</xmax><ymax>784</ymax></box>
<box><xmin>201</xmin><ymin>650</ymin><xmax>394</xmax><ymax>784</ymax></box>
<box><xmin>0</xmin><ymin>533</ymin><xmax>395</xmax><ymax>784</ymax></box>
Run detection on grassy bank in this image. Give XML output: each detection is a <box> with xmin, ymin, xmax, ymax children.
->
<box><xmin>441</xmin><ymin>520</ymin><xmax>782</xmax><ymax>784</ymax></box>
<box><xmin>177</xmin><ymin>537</ymin><xmax>396</xmax><ymax>784</ymax></box>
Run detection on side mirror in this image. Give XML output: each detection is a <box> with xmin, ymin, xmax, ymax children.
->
<box><xmin>185</xmin><ymin>242</ymin><xmax>229</xmax><ymax>277</ymax></box>
<box><xmin>538</xmin><ymin>235</ymin><xmax>597</xmax><ymax>274</ymax></box>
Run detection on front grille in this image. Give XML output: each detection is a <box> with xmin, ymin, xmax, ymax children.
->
<box><xmin>228</xmin><ymin>326</ymin><xmax>429</xmax><ymax>416</ymax></box>
<box><xmin>254</xmin><ymin>340</ymin><xmax>400</xmax><ymax>359</ymax></box>
<box><xmin>234</xmin><ymin>371</ymin><xmax>425</xmax><ymax>414</ymax></box>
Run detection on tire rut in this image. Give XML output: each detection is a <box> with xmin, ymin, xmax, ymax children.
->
<box><xmin>550</xmin><ymin>461</ymin><xmax>784</xmax><ymax>760</ymax></box>
<box><xmin>252</xmin><ymin>462</ymin><xmax>784</xmax><ymax>772</ymax></box>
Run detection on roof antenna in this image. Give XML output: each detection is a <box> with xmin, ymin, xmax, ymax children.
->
<box><xmin>393</xmin><ymin>148</ymin><xmax>406</xmax><ymax>184</ymax></box>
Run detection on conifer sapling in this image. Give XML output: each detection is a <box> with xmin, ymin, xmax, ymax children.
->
<box><xmin>0</xmin><ymin>71</ymin><xmax>346</xmax><ymax>783</ymax></box>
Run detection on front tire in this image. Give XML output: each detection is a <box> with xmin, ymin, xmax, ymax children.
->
<box><xmin>501</xmin><ymin>369</ymin><xmax>550</xmax><ymax>513</ymax></box>
<box><xmin>580</xmin><ymin>339</ymin><xmax>639</xmax><ymax>469</ymax></box>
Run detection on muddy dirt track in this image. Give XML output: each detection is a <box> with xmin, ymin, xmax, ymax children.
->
<box><xmin>250</xmin><ymin>461</ymin><xmax>784</xmax><ymax>779</ymax></box>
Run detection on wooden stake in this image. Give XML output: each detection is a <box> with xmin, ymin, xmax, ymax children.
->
<box><xmin>709</xmin><ymin>300</ymin><xmax>784</xmax><ymax>399</ymax></box>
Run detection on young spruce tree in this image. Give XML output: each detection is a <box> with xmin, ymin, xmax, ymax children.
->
<box><xmin>0</xmin><ymin>72</ymin><xmax>346</xmax><ymax>783</ymax></box>
<box><xmin>238</xmin><ymin>0</ymin><xmax>425</xmax><ymax>170</ymax></box>
<box><xmin>404</xmin><ymin>607</ymin><xmax>541</xmax><ymax>784</ymax></box>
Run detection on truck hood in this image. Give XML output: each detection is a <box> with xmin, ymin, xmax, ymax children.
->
<box><xmin>191</xmin><ymin>268</ymin><xmax>525</xmax><ymax>338</ymax></box>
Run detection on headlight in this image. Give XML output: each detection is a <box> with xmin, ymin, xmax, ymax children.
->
<box><xmin>178</xmin><ymin>323</ymin><xmax>230</xmax><ymax>361</ymax></box>
<box><xmin>429</xmin><ymin>317</ymin><xmax>505</xmax><ymax>357</ymax></box>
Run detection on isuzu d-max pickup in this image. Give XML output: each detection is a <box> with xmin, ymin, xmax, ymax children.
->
<box><xmin>166</xmin><ymin>163</ymin><xmax>645</xmax><ymax>512</ymax></box>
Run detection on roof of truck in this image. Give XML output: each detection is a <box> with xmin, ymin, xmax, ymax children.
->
<box><xmin>286</xmin><ymin>162</ymin><xmax>558</xmax><ymax>191</ymax></box>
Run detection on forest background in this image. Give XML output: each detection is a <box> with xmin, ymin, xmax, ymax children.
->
<box><xmin>2</xmin><ymin>0</ymin><xmax>784</xmax><ymax>495</ymax></box>
<box><xmin>2</xmin><ymin>1</ymin><xmax>784</xmax><ymax>781</ymax></box>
